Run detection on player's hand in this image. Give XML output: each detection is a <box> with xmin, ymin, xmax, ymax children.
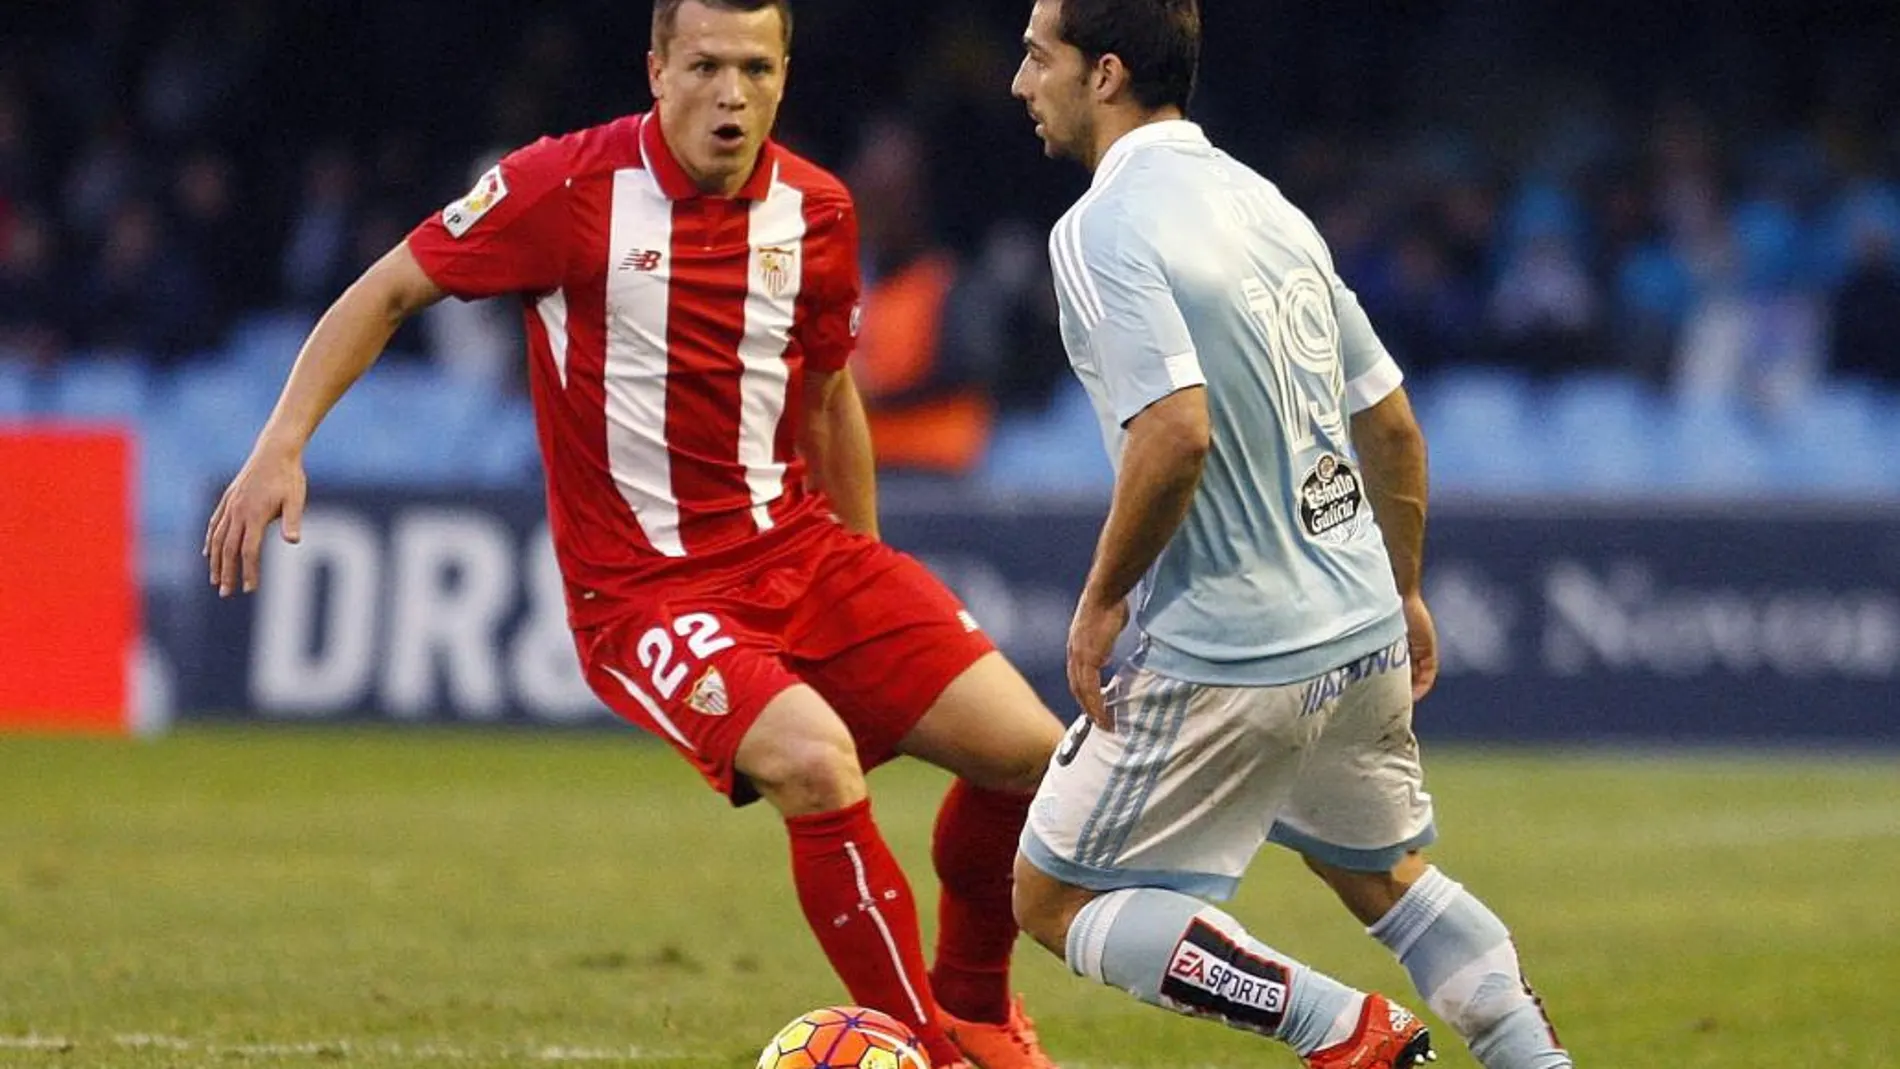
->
<box><xmin>1402</xmin><ymin>591</ymin><xmax>1439</xmax><ymax>703</ymax></box>
<box><xmin>1067</xmin><ymin>593</ymin><xmax>1129</xmax><ymax>732</ymax></box>
<box><xmin>204</xmin><ymin>442</ymin><xmax>308</xmax><ymax>598</ymax></box>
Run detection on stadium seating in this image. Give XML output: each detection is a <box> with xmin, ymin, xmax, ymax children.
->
<box><xmin>301</xmin><ymin>359</ymin><xmax>499</xmax><ymax>485</ymax></box>
<box><xmin>1758</xmin><ymin>381</ymin><xmax>1894</xmax><ymax>495</ymax></box>
<box><xmin>222</xmin><ymin>311</ymin><xmax>318</xmax><ymax>388</ymax></box>
<box><xmin>9</xmin><ymin>333</ymin><xmax>1899</xmax><ymax>588</ymax></box>
<box><xmin>0</xmin><ymin>361</ymin><xmax>33</xmax><ymax>420</ymax></box>
<box><xmin>1657</xmin><ymin>394</ymin><xmax>1774</xmax><ymax>494</ymax></box>
<box><xmin>45</xmin><ymin>356</ymin><xmax>154</xmax><ymax>422</ymax></box>
<box><xmin>977</xmin><ymin>379</ymin><xmax>1115</xmax><ymax>496</ymax></box>
<box><xmin>462</xmin><ymin>398</ymin><xmax>543</xmax><ymax>487</ymax></box>
<box><xmin>1409</xmin><ymin>366</ymin><xmax>1552</xmax><ymax>493</ymax></box>
<box><xmin>137</xmin><ymin>423</ymin><xmax>220</xmax><ymax>589</ymax></box>
<box><xmin>1544</xmin><ymin>373</ymin><xmax>1665</xmax><ymax>492</ymax></box>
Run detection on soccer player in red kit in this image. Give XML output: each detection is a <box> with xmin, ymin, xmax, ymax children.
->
<box><xmin>202</xmin><ymin>2</ymin><xmax>1064</xmax><ymax>1065</ymax></box>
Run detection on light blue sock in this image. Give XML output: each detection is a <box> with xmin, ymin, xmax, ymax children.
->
<box><xmin>1369</xmin><ymin>867</ymin><xmax>1572</xmax><ymax>1069</ymax></box>
<box><xmin>1066</xmin><ymin>887</ymin><xmax>1365</xmax><ymax>1055</ymax></box>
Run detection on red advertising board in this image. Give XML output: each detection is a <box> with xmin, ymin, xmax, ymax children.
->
<box><xmin>0</xmin><ymin>426</ymin><xmax>136</xmax><ymax>734</ymax></box>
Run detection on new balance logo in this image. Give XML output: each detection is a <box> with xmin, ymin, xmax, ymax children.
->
<box><xmin>620</xmin><ymin>249</ymin><xmax>663</xmax><ymax>272</ymax></box>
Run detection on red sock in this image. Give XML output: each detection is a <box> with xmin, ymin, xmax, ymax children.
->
<box><xmin>785</xmin><ymin>799</ymin><xmax>960</xmax><ymax>1065</ymax></box>
<box><xmin>929</xmin><ymin>781</ymin><xmax>1032</xmax><ymax>1025</ymax></box>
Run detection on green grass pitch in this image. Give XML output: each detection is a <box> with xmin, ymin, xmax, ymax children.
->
<box><xmin>2</xmin><ymin>727</ymin><xmax>1896</xmax><ymax>1067</ymax></box>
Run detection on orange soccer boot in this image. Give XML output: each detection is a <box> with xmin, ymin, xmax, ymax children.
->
<box><xmin>1304</xmin><ymin>994</ymin><xmax>1436</xmax><ymax>1069</ymax></box>
<box><xmin>941</xmin><ymin>995</ymin><xmax>1058</xmax><ymax>1069</ymax></box>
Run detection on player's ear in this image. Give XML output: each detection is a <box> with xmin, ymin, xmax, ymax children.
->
<box><xmin>1093</xmin><ymin>53</ymin><xmax>1126</xmax><ymax>105</ymax></box>
<box><xmin>647</xmin><ymin>50</ymin><xmax>665</xmax><ymax>100</ymax></box>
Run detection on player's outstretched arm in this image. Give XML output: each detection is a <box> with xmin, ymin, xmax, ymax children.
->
<box><xmin>1350</xmin><ymin>386</ymin><xmax>1437</xmax><ymax>700</ymax></box>
<box><xmin>203</xmin><ymin>242</ymin><xmax>447</xmax><ymax>597</ymax></box>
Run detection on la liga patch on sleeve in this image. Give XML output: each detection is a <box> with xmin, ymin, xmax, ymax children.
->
<box><xmin>442</xmin><ymin>165</ymin><xmax>509</xmax><ymax>239</ymax></box>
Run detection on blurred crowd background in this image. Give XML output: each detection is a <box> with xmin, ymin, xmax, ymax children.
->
<box><xmin>3</xmin><ymin>0</ymin><xmax>1899</xmax><ymax>589</ymax></box>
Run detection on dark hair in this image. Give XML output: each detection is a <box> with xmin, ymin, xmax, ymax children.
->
<box><xmin>652</xmin><ymin>0</ymin><xmax>793</xmax><ymax>54</ymax></box>
<box><xmin>1055</xmin><ymin>0</ymin><xmax>1200</xmax><ymax>112</ymax></box>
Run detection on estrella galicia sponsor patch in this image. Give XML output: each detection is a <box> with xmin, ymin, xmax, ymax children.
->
<box><xmin>1298</xmin><ymin>451</ymin><xmax>1370</xmax><ymax>544</ymax></box>
<box><xmin>441</xmin><ymin>164</ymin><xmax>508</xmax><ymax>239</ymax></box>
<box><xmin>1159</xmin><ymin>918</ymin><xmax>1291</xmax><ymax>1035</ymax></box>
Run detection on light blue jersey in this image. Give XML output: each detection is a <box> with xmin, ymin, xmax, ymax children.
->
<box><xmin>1051</xmin><ymin>121</ymin><xmax>1405</xmax><ymax>685</ymax></box>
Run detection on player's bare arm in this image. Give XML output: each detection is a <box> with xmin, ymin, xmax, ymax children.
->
<box><xmin>798</xmin><ymin>368</ymin><xmax>879</xmax><ymax>540</ymax></box>
<box><xmin>1350</xmin><ymin>386</ymin><xmax>1438</xmax><ymax>700</ymax></box>
<box><xmin>1068</xmin><ymin>384</ymin><xmax>1210</xmax><ymax>728</ymax></box>
<box><xmin>204</xmin><ymin>242</ymin><xmax>446</xmax><ymax>597</ymax></box>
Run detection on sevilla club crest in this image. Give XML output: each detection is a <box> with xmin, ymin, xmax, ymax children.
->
<box><xmin>756</xmin><ymin>245</ymin><xmax>797</xmax><ymax>299</ymax></box>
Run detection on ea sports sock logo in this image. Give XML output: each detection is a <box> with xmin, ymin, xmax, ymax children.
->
<box><xmin>1159</xmin><ymin>918</ymin><xmax>1291</xmax><ymax>1035</ymax></box>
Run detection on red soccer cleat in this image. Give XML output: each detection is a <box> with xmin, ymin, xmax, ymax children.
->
<box><xmin>941</xmin><ymin>995</ymin><xmax>1058</xmax><ymax>1069</ymax></box>
<box><xmin>1304</xmin><ymin>994</ymin><xmax>1436</xmax><ymax>1069</ymax></box>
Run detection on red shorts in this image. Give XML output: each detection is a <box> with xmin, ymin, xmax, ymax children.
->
<box><xmin>573</xmin><ymin>519</ymin><xmax>994</xmax><ymax>804</ymax></box>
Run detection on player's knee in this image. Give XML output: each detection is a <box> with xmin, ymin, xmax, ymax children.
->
<box><xmin>1010</xmin><ymin>883</ymin><xmax>1066</xmax><ymax>956</ymax></box>
<box><xmin>989</xmin><ymin>707</ymin><xmax>1064</xmax><ymax>794</ymax></box>
<box><xmin>1010</xmin><ymin>853</ymin><xmax>1084</xmax><ymax>957</ymax></box>
<box><xmin>742</xmin><ymin>734</ymin><xmax>867</xmax><ymax>817</ymax></box>
<box><xmin>993</xmin><ymin>740</ymin><xmax>1057</xmax><ymax>795</ymax></box>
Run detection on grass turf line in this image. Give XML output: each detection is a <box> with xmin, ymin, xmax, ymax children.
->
<box><xmin>1</xmin><ymin>727</ymin><xmax>1896</xmax><ymax>1067</ymax></box>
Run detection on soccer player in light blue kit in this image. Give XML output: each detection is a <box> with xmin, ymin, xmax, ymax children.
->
<box><xmin>1007</xmin><ymin>2</ymin><xmax>1574</xmax><ymax>1067</ymax></box>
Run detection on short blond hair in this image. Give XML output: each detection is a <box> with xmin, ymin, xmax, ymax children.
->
<box><xmin>652</xmin><ymin>0</ymin><xmax>793</xmax><ymax>55</ymax></box>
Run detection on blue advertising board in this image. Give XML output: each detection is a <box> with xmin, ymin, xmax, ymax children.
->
<box><xmin>1416</xmin><ymin>501</ymin><xmax>1900</xmax><ymax>742</ymax></box>
<box><xmin>176</xmin><ymin>491</ymin><xmax>1900</xmax><ymax>742</ymax></box>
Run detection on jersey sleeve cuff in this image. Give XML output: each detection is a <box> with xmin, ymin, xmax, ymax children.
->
<box><xmin>1164</xmin><ymin>350</ymin><xmax>1205</xmax><ymax>390</ymax></box>
<box><xmin>1114</xmin><ymin>350</ymin><xmax>1206</xmax><ymax>425</ymax></box>
<box><xmin>402</xmin><ymin>230</ymin><xmax>468</xmax><ymax>300</ymax></box>
<box><xmin>1345</xmin><ymin>354</ymin><xmax>1404</xmax><ymax>413</ymax></box>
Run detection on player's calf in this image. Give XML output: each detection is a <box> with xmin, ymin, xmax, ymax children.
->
<box><xmin>1026</xmin><ymin>865</ymin><xmax>1421</xmax><ymax>1063</ymax></box>
<box><xmin>735</xmin><ymin>689</ymin><xmax>973</xmax><ymax>1063</ymax></box>
<box><xmin>1366</xmin><ymin>866</ymin><xmax>1571</xmax><ymax>1069</ymax></box>
<box><xmin>931</xmin><ymin>782</ymin><xmax>1035</xmax><ymax>1027</ymax></box>
<box><xmin>782</xmin><ymin>798</ymin><xmax>964</xmax><ymax>1066</ymax></box>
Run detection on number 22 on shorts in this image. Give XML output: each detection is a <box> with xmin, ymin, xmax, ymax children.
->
<box><xmin>604</xmin><ymin>613</ymin><xmax>737</xmax><ymax>729</ymax></box>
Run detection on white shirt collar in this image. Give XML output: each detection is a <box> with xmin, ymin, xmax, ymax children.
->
<box><xmin>1093</xmin><ymin>119</ymin><xmax>1208</xmax><ymax>186</ymax></box>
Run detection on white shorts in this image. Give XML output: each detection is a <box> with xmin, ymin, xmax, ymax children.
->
<box><xmin>1021</xmin><ymin>638</ymin><xmax>1435</xmax><ymax>901</ymax></box>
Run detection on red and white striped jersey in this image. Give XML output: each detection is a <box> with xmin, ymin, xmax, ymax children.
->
<box><xmin>407</xmin><ymin>112</ymin><xmax>862</xmax><ymax>628</ymax></box>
